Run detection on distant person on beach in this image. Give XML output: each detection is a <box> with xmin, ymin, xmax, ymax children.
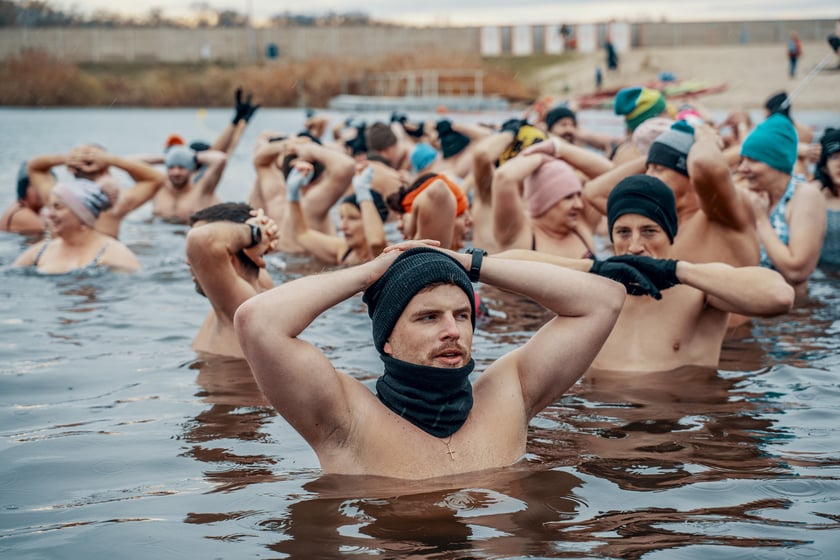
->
<box><xmin>234</xmin><ymin>240</ymin><xmax>625</xmax><ymax>479</ymax></box>
<box><xmin>605</xmin><ymin>36</ymin><xmax>618</xmax><ymax>71</ymax></box>
<box><xmin>812</xmin><ymin>128</ymin><xmax>840</xmax><ymax>266</ymax></box>
<box><xmin>287</xmin><ymin>162</ymin><xmax>388</xmax><ymax>266</ymax></box>
<box><xmin>497</xmin><ymin>175</ymin><xmax>794</xmax><ymax>372</ymax></box>
<box><xmin>249</xmin><ymin>134</ymin><xmax>355</xmax><ymax>254</ymax></box>
<box><xmin>12</xmin><ymin>178</ymin><xmax>140</xmax><ymax>273</ymax></box>
<box><xmin>21</xmin><ymin>144</ymin><xmax>166</xmax><ymax>239</ymax></box>
<box><xmin>739</xmin><ymin>113</ymin><xmax>826</xmax><ymax>297</ymax></box>
<box><xmin>827</xmin><ymin>19</ymin><xmax>840</xmax><ymax>68</ymax></box>
<box><xmin>186</xmin><ymin>203</ymin><xmax>278</xmax><ymax>359</ymax></box>
<box><xmin>787</xmin><ymin>31</ymin><xmax>802</xmax><ymax>78</ymax></box>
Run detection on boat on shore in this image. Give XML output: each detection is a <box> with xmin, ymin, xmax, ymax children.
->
<box><xmin>574</xmin><ymin>79</ymin><xmax>728</xmax><ymax>109</ymax></box>
<box><xmin>328</xmin><ymin>94</ymin><xmax>510</xmax><ymax>113</ymax></box>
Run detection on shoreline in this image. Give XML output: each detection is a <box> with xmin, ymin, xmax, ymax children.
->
<box><xmin>534</xmin><ymin>41</ymin><xmax>840</xmax><ymax>112</ymax></box>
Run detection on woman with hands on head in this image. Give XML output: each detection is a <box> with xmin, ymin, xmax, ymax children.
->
<box><xmin>12</xmin><ymin>178</ymin><xmax>140</xmax><ymax>274</ymax></box>
<box><xmin>287</xmin><ymin>161</ymin><xmax>388</xmax><ymax>267</ymax></box>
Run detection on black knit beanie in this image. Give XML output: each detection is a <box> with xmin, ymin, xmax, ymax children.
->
<box><xmin>341</xmin><ymin>189</ymin><xmax>390</xmax><ymax>223</ymax></box>
<box><xmin>439</xmin><ymin>130</ymin><xmax>471</xmax><ymax>159</ymax></box>
<box><xmin>816</xmin><ymin>128</ymin><xmax>840</xmax><ymax>194</ymax></box>
<box><xmin>363</xmin><ymin>247</ymin><xmax>476</xmax><ymax>354</ymax></box>
<box><xmin>607</xmin><ymin>175</ymin><xmax>678</xmax><ymax>243</ymax></box>
<box><xmin>545</xmin><ymin>105</ymin><xmax>577</xmax><ymax>130</ymax></box>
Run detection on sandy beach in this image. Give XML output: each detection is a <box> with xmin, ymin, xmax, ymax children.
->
<box><xmin>536</xmin><ymin>41</ymin><xmax>840</xmax><ymax>112</ymax></box>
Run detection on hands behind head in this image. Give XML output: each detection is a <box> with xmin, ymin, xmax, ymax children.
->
<box><xmin>285</xmin><ymin>162</ymin><xmax>315</xmax><ymax>202</ymax></box>
<box><xmin>590</xmin><ymin>255</ymin><xmax>681</xmax><ymax>300</ymax></box>
<box><xmin>66</xmin><ymin>145</ymin><xmax>108</xmax><ymax>177</ymax></box>
<box><xmin>382</xmin><ymin>239</ymin><xmax>441</xmax><ymax>254</ymax></box>
<box><xmin>692</xmin><ymin>123</ymin><xmax>725</xmax><ymax>150</ymax></box>
<box><xmin>244</xmin><ymin>208</ymin><xmax>279</xmax><ymax>267</ymax></box>
<box><xmin>521</xmin><ymin>136</ymin><xmax>561</xmax><ymax>158</ymax></box>
<box><xmin>365</xmin><ymin>240</ymin><xmax>443</xmax><ymax>284</ymax></box>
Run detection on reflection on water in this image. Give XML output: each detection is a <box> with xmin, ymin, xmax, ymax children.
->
<box><xmin>181</xmin><ymin>356</ymin><xmax>278</xmax><ymax>494</ymax></box>
<box><xmin>1</xmin><ymin>108</ymin><xmax>839</xmax><ymax>558</ymax></box>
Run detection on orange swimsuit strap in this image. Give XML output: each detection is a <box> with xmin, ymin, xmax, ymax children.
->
<box><xmin>401</xmin><ymin>174</ymin><xmax>469</xmax><ymax>216</ymax></box>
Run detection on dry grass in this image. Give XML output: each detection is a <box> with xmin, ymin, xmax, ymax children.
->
<box><xmin>0</xmin><ymin>49</ymin><xmax>538</xmax><ymax>107</ymax></box>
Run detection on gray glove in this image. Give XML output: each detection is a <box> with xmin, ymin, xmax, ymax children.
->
<box><xmin>285</xmin><ymin>167</ymin><xmax>314</xmax><ymax>202</ymax></box>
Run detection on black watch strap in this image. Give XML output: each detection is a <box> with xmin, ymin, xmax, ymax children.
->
<box><xmin>247</xmin><ymin>223</ymin><xmax>262</xmax><ymax>248</ymax></box>
<box><xmin>466</xmin><ymin>248</ymin><xmax>487</xmax><ymax>282</ymax></box>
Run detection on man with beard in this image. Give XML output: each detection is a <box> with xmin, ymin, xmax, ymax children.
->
<box><xmin>151</xmin><ymin>144</ymin><xmax>229</xmax><ymax>223</ymax></box>
<box><xmin>186</xmin><ymin>203</ymin><xmax>279</xmax><ymax>359</ymax></box>
<box><xmin>234</xmin><ymin>241</ymin><xmax>625</xmax><ymax>479</ymax></box>
<box><xmin>543</xmin><ymin>105</ymin><xmax>621</xmax><ymax>155</ymax></box>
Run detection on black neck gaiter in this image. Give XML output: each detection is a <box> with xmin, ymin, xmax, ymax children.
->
<box><xmin>375</xmin><ymin>354</ymin><xmax>475</xmax><ymax>438</ymax></box>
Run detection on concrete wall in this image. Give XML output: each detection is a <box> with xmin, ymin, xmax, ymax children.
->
<box><xmin>635</xmin><ymin>19</ymin><xmax>836</xmax><ymax>47</ymax></box>
<box><xmin>0</xmin><ymin>20</ymin><xmax>834</xmax><ymax>63</ymax></box>
<box><xmin>0</xmin><ymin>26</ymin><xmax>479</xmax><ymax>63</ymax></box>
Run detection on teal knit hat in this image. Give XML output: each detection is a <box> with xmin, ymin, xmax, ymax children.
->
<box><xmin>740</xmin><ymin>114</ymin><xmax>799</xmax><ymax>174</ymax></box>
<box><xmin>614</xmin><ymin>86</ymin><xmax>667</xmax><ymax>131</ymax></box>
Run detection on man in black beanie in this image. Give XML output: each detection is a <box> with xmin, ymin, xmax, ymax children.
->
<box><xmin>497</xmin><ymin>175</ymin><xmax>794</xmax><ymax>372</ymax></box>
<box><xmin>593</xmin><ymin>175</ymin><xmax>793</xmax><ymax>371</ymax></box>
<box><xmin>234</xmin><ymin>240</ymin><xmax>627</xmax><ymax>480</ymax></box>
<box><xmin>585</xmin><ymin>122</ymin><xmax>760</xmax><ymax>274</ymax></box>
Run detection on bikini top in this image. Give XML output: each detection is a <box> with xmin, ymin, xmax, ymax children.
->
<box><xmin>32</xmin><ymin>240</ymin><xmax>111</xmax><ymax>271</ymax></box>
<box><xmin>760</xmin><ymin>176</ymin><xmax>800</xmax><ymax>269</ymax></box>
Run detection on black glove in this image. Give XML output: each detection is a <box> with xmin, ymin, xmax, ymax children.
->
<box><xmin>436</xmin><ymin>119</ymin><xmax>453</xmax><ymax>136</ymax></box>
<box><xmin>500</xmin><ymin>118</ymin><xmax>526</xmax><ymax>136</ymax></box>
<box><xmin>607</xmin><ymin>255</ymin><xmax>680</xmax><ymax>292</ymax></box>
<box><xmin>589</xmin><ymin>259</ymin><xmax>662</xmax><ymax>300</ymax></box>
<box><xmin>233</xmin><ymin>88</ymin><xmax>260</xmax><ymax>124</ymax></box>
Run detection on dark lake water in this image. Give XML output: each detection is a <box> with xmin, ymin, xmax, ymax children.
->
<box><xmin>1</xmin><ymin>107</ymin><xmax>839</xmax><ymax>559</ymax></box>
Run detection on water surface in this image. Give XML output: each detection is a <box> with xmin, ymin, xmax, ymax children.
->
<box><xmin>1</xmin><ymin>107</ymin><xmax>839</xmax><ymax>559</ymax></box>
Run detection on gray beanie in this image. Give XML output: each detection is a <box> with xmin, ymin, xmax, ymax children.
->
<box><xmin>164</xmin><ymin>146</ymin><xmax>197</xmax><ymax>171</ymax></box>
<box><xmin>362</xmin><ymin>247</ymin><xmax>475</xmax><ymax>353</ymax></box>
<box><xmin>646</xmin><ymin>121</ymin><xmax>695</xmax><ymax>177</ymax></box>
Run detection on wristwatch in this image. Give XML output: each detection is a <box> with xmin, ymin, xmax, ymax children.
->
<box><xmin>246</xmin><ymin>223</ymin><xmax>262</xmax><ymax>248</ymax></box>
<box><xmin>464</xmin><ymin>247</ymin><xmax>487</xmax><ymax>282</ymax></box>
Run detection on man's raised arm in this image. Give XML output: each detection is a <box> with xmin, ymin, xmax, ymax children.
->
<box><xmin>474</xmin><ymin>254</ymin><xmax>625</xmax><ymax>418</ymax></box>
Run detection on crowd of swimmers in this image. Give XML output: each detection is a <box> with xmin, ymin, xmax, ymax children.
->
<box><xmin>2</xmin><ymin>81</ymin><xmax>838</xmax><ymax>480</ymax></box>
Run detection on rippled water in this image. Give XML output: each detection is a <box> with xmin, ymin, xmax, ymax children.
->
<box><xmin>1</xmin><ymin>107</ymin><xmax>839</xmax><ymax>559</ymax></box>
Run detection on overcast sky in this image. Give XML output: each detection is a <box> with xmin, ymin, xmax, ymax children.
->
<box><xmin>60</xmin><ymin>0</ymin><xmax>838</xmax><ymax>26</ymax></box>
